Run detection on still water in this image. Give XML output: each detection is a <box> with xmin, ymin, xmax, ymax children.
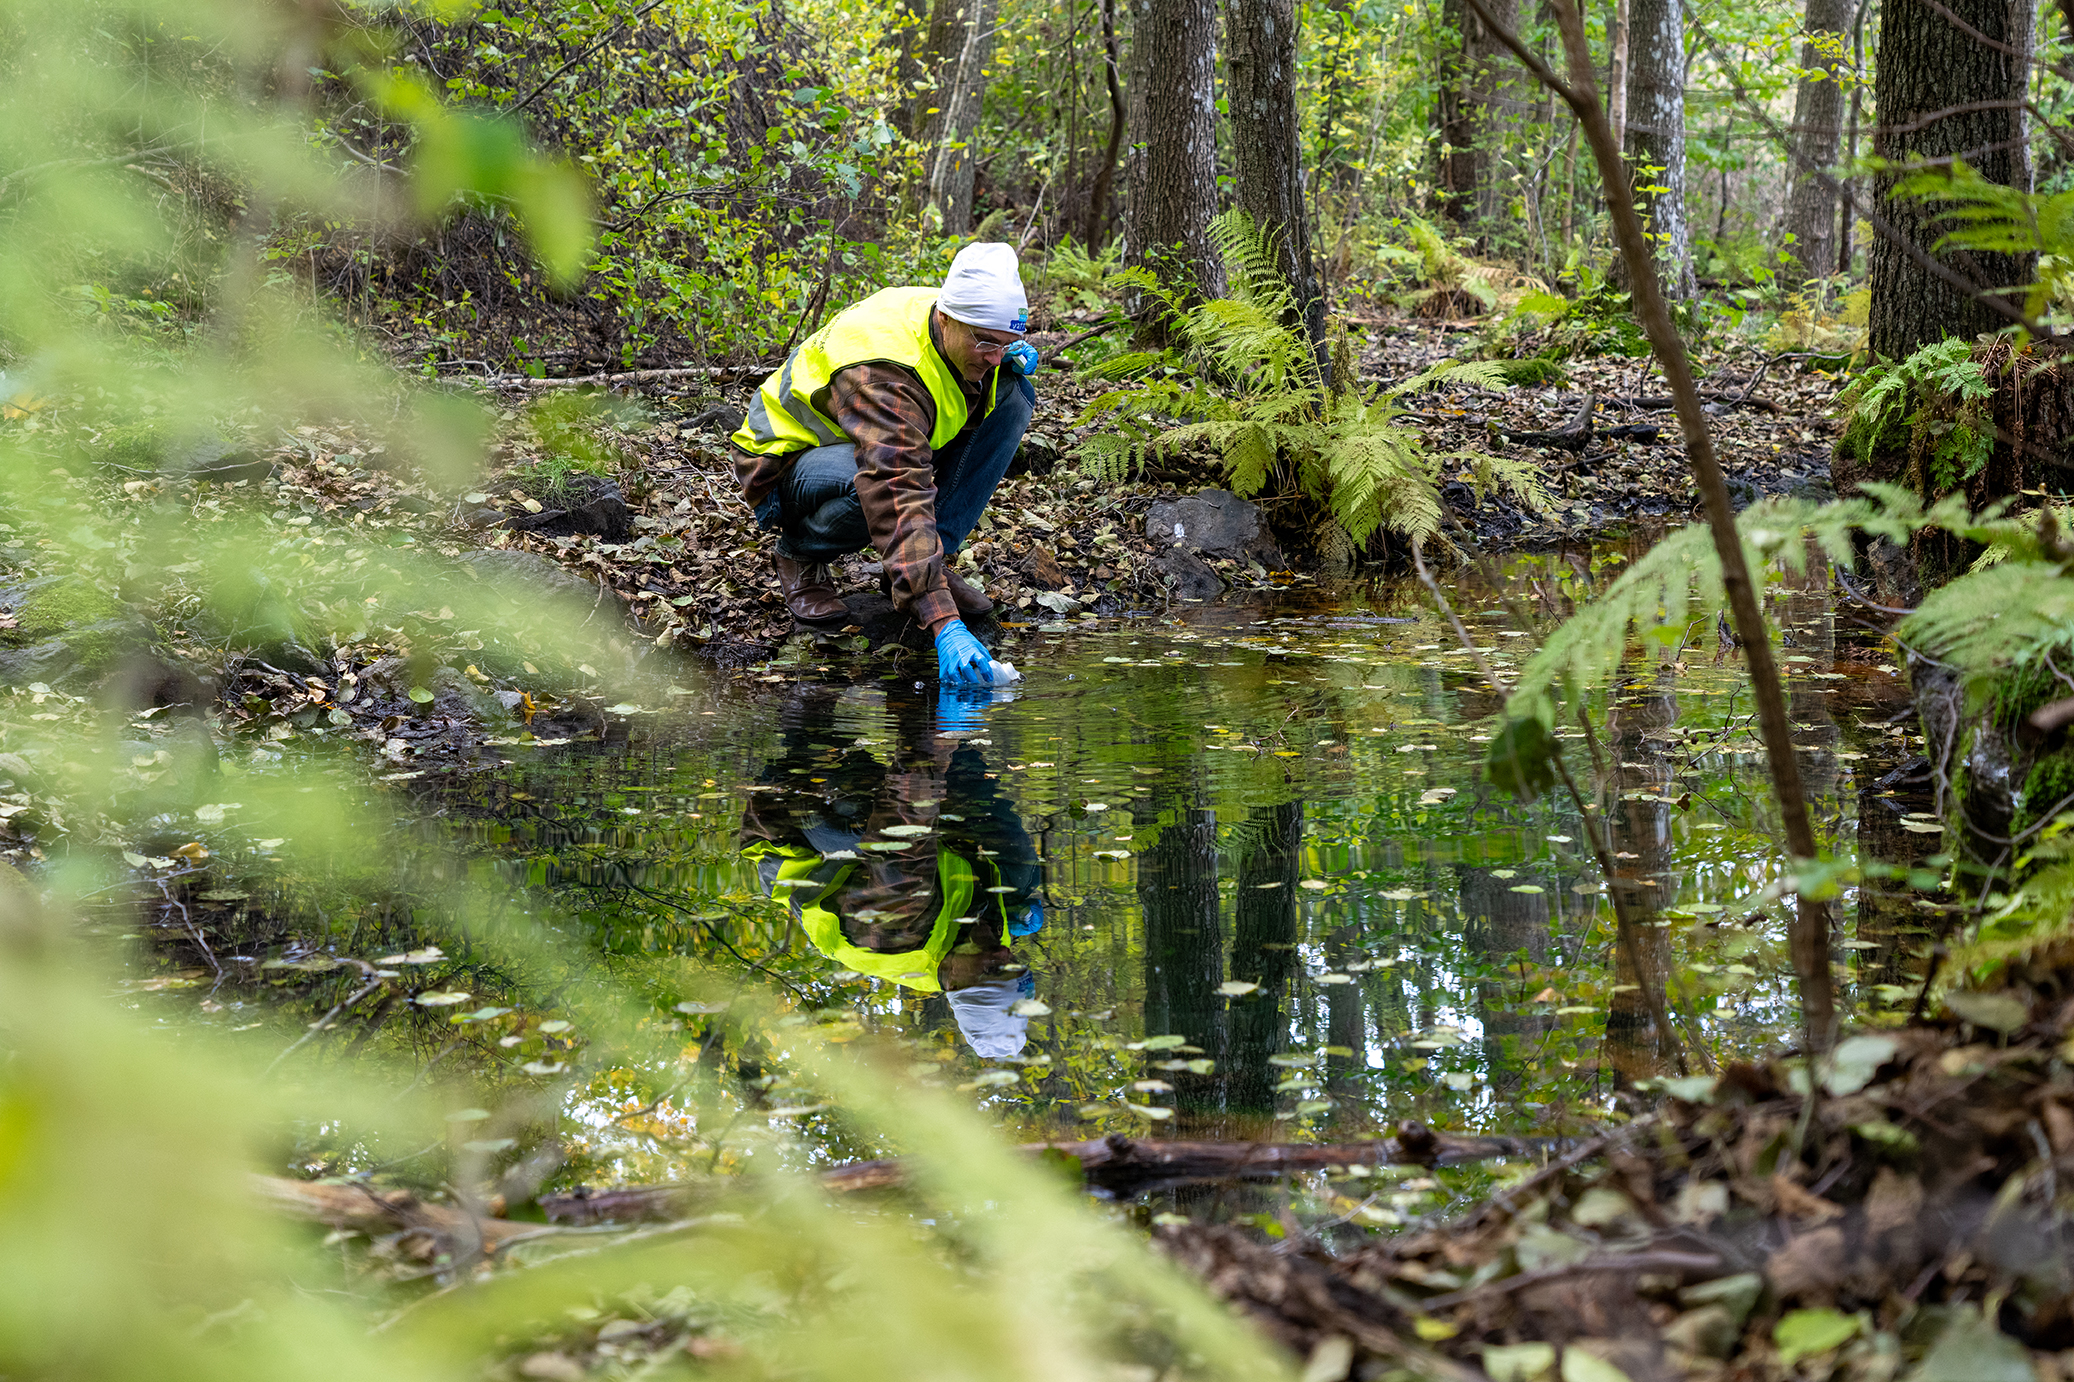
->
<box><xmin>426</xmin><ymin>539</ymin><xmax>1932</xmax><ymax>1187</ymax></box>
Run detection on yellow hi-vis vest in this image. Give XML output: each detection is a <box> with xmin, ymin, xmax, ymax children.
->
<box><xmin>730</xmin><ymin>286</ymin><xmax>997</xmax><ymax>459</ymax></box>
<box><xmin>744</xmin><ymin>842</ymin><xmax>1014</xmax><ymax>993</ymax></box>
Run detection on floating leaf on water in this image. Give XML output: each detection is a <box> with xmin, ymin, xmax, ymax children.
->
<box><xmin>962</xmin><ymin>1070</ymin><xmax>1020</xmax><ymax>1090</ymax></box>
<box><xmin>860</xmin><ymin>841</ymin><xmax>913</xmax><ymax>852</ymax></box>
<box><xmin>603</xmin><ymin>703</ymin><xmax>645</xmax><ymax>715</ymax></box>
<box><xmin>1509</xmin><ymin>884</ymin><xmax>1545</xmax><ymax>894</ymax></box>
<box><xmin>193</xmin><ymin>802</ymin><xmax>243</xmax><ymax>824</ymax></box>
<box><xmin>1131</xmin><ymin>1080</ymin><xmax>1174</xmax><ymax>1093</ymax></box>
<box><xmin>1378</xmin><ymin>888</ymin><xmax>1426</xmax><ymax>901</ymax></box>
<box><xmin>1215</xmin><ymin>980</ymin><xmax>1261</xmax><ymax>997</ymax></box>
<box><xmin>1491</xmin><ymin>868</ymin><xmax>1517</xmax><ymax>879</ymax></box>
<box><xmin>764</xmin><ymin>1104</ymin><xmax>827</xmax><ymax>1117</ymax></box>
<box><xmin>1008</xmin><ymin>999</ymin><xmax>1051</xmax><ymax>1017</ymax></box>
<box><xmin>1299</xmin><ymin>878</ymin><xmax>1329</xmax><ymax>890</ymax></box>
<box><xmin>461</xmin><ymin>1138</ymin><xmax>517</xmax><ymax>1154</ymax></box>
<box><xmin>1084</xmin><ymin>802</ymin><xmax>1109</xmax><ymax>812</ymax></box>
<box><xmin>378</xmin><ymin>946</ymin><xmax>445</xmax><ymax>965</ymax></box>
<box><xmin>1316</xmin><ymin>973</ymin><xmax>1353</xmax><ymax>984</ymax></box>
<box><xmin>1442</xmin><ymin>1071</ymin><xmax>1477</xmax><ymax>1091</ymax></box>
<box><xmin>1546</xmin><ymin>834</ymin><xmax>1573</xmax><ymax>843</ymax></box>
<box><xmin>1294</xmin><ymin>1099</ymin><xmax>1334</xmax><ymax>1114</ymax></box>
<box><xmin>450</xmin><ymin>1006</ymin><xmax>513</xmax><ymax>1023</ymax></box>
<box><xmin>1092</xmin><ymin>849</ymin><xmax>1131</xmax><ymax>860</ymax></box>
<box><xmin>537</xmin><ymin>1019</ymin><xmax>572</xmax><ymax>1034</ymax></box>
<box><xmin>414</xmin><ymin>991</ymin><xmax>472</xmax><ymax>1006</ymax></box>
<box><xmin>675</xmin><ymin>1000</ymin><xmax>728</xmax><ymax>1014</ymax></box>
<box><xmin>1900</xmin><ymin>820</ymin><xmax>1944</xmax><ymax>833</ymax></box>
<box><xmin>877</xmin><ymin>824</ymin><xmax>933</xmax><ymax>838</ymax></box>
<box><xmin>1944</xmin><ymin>990</ymin><xmax>2028</xmax><ymax>1032</ymax></box>
<box><xmin>1137</xmin><ymin>1034</ymin><xmax>1189</xmax><ymax>1050</ymax></box>
<box><xmin>520</xmin><ymin>1060</ymin><xmax>568</xmax><ymax>1076</ymax></box>
<box><xmin>1125</xmin><ymin>1103</ymin><xmax>1174</xmax><ymax>1120</ymax></box>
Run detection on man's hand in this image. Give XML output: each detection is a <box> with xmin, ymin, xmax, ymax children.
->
<box><xmin>934</xmin><ymin>618</ymin><xmax>992</xmax><ymax>685</ymax></box>
<box><xmin>1003</xmin><ymin>340</ymin><xmax>1039</xmax><ymax>376</ymax></box>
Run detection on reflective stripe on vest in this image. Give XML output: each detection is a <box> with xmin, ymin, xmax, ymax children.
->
<box><xmin>744</xmin><ymin>842</ymin><xmax>1011</xmax><ymax>993</ymax></box>
<box><xmin>730</xmin><ymin>287</ymin><xmax>990</xmax><ymax>459</ymax></box>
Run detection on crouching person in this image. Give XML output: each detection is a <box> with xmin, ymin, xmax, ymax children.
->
<box><xmin>730</xmin><ymin>242</ymin><xmax>1037</xmax><ymax>685</ymax></box>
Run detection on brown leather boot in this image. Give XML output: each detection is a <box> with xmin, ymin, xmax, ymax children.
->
<box><xmin>879</xmin><ymin>565</ymin><xmax>994</xmax><ymax>619</ymax></box>
<box><xmin>774</xmin><ymin>553</ymin><xmax>846</xmax><ymax>625</ymax></box>
<box><xmin>942</xmin><ymin>566</ymin><xmax>995</xmax><ymax>619</ymax></box>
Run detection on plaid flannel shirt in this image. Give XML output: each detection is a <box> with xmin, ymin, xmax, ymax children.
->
<box><xmin>735</xmin><ymin>325</ymin><xmax>985</xmax><ymax>633</ymax></box>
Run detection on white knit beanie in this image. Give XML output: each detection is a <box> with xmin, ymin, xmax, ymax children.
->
<box><xmin>937</xmin><ymin>242</ymin><xmax>1029</xmax><ymax>334</ymax></box>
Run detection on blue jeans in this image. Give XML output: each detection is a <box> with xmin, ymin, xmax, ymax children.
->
<box><xmin>767</xmin><ymin>373</ymin><xmax>1035</xmax><ymax>563</ymax></box>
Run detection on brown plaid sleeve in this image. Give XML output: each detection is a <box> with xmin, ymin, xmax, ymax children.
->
<box><xmin>733</xmin><ymin>445</ymin><xmax>793</xmax><ymax>513</ymax></box>
<box><xmin>828</xmin><ymin>363</ymin><xmax>959</xmax><ymax>632</ymax></box>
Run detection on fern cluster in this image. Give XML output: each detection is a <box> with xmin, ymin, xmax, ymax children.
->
<box><xmin>1074</xmin><ymin>210</ymin><xmax>1549</xmax><ymax>551</ymax></box>
<box><xmin>1840</xmin><ymin>337</ymin><xmax>1994</xmax><ymax>494</ymax></box>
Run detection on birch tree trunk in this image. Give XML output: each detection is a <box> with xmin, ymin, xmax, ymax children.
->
<box><xmin>923</xmin><ymin>0</ymin><xmax>999</xmax><ymax>235</ymax></box>
<box><xmin>1868</xmin><ymin>0</ymin><xmax>2036</xmax><ymax>357</ymax></box>
<box><xmin>1617</xmin><ymin>0</ymin><xmax>1695</xmax><ymax>298</ymax></box>
<box><xmin>1124</xmin><ymin>0</ymin><xmax>1226</xmax><ymax>324</ymax></box>
<box><xmin>1779</xmin><ymin>0</ymin><xmax>1852</xmax><ymax>287</ymax></box>
<box><xmin>1225</xmin><ymin>0</ymin><xmax>1324</xmax><ymax>350</ymax></box>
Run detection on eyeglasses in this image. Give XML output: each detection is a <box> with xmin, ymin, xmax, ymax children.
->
<box><xmin>965</xmin><ymin>327</ymin><xmax>1016</xmax><ymax>358</ymax></box>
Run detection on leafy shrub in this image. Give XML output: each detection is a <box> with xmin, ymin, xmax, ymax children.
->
<box><xmin>1074</xmin><ymin>211</ymin><xmax>1548</xmax><ymax>554</ymax></box>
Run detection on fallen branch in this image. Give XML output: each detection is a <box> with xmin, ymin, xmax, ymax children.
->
<box><xmin>459</xmin><ymin>363</ymin><xmax>779</xmax><ymax>391</ymax></box>
<box><xmin>537</xmin><ymin>1126</ymin><xmax>1564</xmax><ymax>1224</ymax></box>
<box><xmin>253</xmin><ymin>1174</ymin><xmax>547</xmax><ymax>1252</ymax></box>
<box><xmin>1492</xmin><ymin>393</ymin><xmax>1594</xmax><ymax>450</ymax></box>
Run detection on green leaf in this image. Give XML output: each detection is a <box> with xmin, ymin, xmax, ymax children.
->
<box><xmin>1774</xmin><ymin>1308</ymin><xmax>1859</xmax><ymax>1366</ymax></box>
<box><xmin>1821</xmin><ymin>1033</ymin><xmax>1898</xmax><ymax>1095</ymax></box>
<box><xmin>1909</xmin><ymin>1305</ymin><xmax>2032</xmax><ymax>1381</ymax></box>
<box><xmin>1943</xmin><ymin>990</ymin><xmax>2029</xmax><ymax>1032</ymax></box>
<box><xmin>408</xmin><ymin>686</ymin><xmax>435</xmax><ymax>703</ymax></box>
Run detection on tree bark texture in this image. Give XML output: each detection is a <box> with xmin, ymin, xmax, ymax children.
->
<box><xmin>1084</xmin><ymin>0</ymin><xmax>1128</xmax><ymax>246</ymax></box>
<box><xmin>1438</xmin><ymin>0</ymin><xmax>1523</xmax><ymax>241</ymax></box>
<box><xmin>1780</xmin><ymin>0</ymin><xmax>1853</xmax><ymax>286</ymax></box>
<box><xmin>1867</xmin><ymin>0</ymin><xmax>2036</xmax><ymax>358</ymax></box>
<box><xmin>1139</xmin><ymin>797</ymin><xmax>1228</xmax><ymax>1122</ymax></box>
<box><xmin>1618</xmin><ymin>0</ymin><xmax>1695</xmax><ymax>298</ymax></box>
<box><xmin>1124</xmin><ymin>0</ymin><xmax>1227</xmax><ymax>318</ymax></box>
<box><xmin>1225</xmin><ymin>0</ymin><xmax>1324</xmax><ymax>346</ymax></box>
<box><xmin>1607</xmin><ymin>0</ymin><xmax>1630</xmax><ymax>147</ymax></box>
<box><xmin>922</xmin><ymin>0</ymin><xmax>1000</xmax><ymax>235</ymax></box>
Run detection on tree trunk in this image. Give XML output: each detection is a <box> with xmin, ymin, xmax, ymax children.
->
<box><xmin>1438</xmin><ymin>0</ymin><xmax>1523</xmax><ymax>242</ymax></box>
<box><xmin>1224</xmin><ymin>0</ymin><xmax>1323</xmax><ymax>348</ymax></box>
<box><xmin>1084</xmin><ymin>0</ymin><xmax>1128</xmax><ymax>246</ymax></box>
<box><xmin>1867</xmin><ymin>0</ymin><xmax>2036</xmax><ymax>358</ymax></box>
<box><xmin>1124</xmin><ymin>0</ymin><xmax>1226</xmax><ymax>322</ymax></box>
<box><xmin>1838</xmin><ymin>0</ymin><xmax>1869</xmax><ymax>275</ymax></box>
<box><xmin>924</xmin><ymin>0</ymin><xmax>1000</xmax><ymax>235</ymax></box>
<box><xmin>1617</xmin><ymin>0</ymin><xmax>1695</xmax><ymax>298</ymax></box>
<box><xmin>1780</xmin><ymin>0</ymin><xmax>1853</xmax><ymax>287</ymax></box>
<box><xmin>1607</xmin><ymin>0</ymin><xmax>1630</xmax><ymax>147</ymax></box>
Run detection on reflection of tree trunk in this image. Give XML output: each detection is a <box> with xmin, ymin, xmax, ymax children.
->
<box><xmin>1227</xmin><ymin>803</ymin><xmax>1302</xmax><ymax>1122</ymax></box>
<box><xmin>1461</xmin><ymin>867</ymin><xmax>1552</xmax><ymax>1097</ymax></box>
<box><xmin>1323</xmin><ymin>923</ymin><xmax>1366</xmax><ymax>1112</ymax></box>
<box><xmin>1603</xmin><ymin>670</ymin><xmax>1676</xmax><ymax>1082</ymax></box>
<box><xmin>1139</xmin><ymin>797</ymin><xmax>1226</xmax><ymax>1123</ymax></box>
<box><xmin>1782</xmin><ymin>551</ymin><xmax>1843</xmax><ymax>1015</ymax></box>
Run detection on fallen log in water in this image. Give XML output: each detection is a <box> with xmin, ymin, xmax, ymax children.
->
<box><xmin>538</xmin><ymin>1123</ymin><xmax>1560</xmax><ymax>1225</ymax></box>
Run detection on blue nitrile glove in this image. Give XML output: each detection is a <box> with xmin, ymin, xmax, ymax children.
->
<box><xmin>935</xmin><ymin>618</ymin><xmax>991</xmax><ymax>685</ymax></box>
<box><xmin>1003</xmin><ymin>340</ymin><xmax>1040</xmax><ymax>376</ymax></box>
<box><xmin>936</xmin><ymin>683</ymin><xmax>987</xmax><ymax>733</ymax></box>
<box><xmin>1009</xmin><ymin>897</ymin><xmax>1045</xmax><ymax>938</ymax></box>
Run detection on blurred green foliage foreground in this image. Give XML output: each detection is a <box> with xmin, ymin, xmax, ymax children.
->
<box><xmin>0</xmin><ymin>3</ymin><xmax>1295</xmax><ymax>1378</ymax></box>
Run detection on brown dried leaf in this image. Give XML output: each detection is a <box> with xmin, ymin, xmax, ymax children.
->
<box><xmin>1865</xmin><ymin>1167</ymin><xmax>1923</xmax><ymax>1236</ymax></box>
<box><xmin>1765</xmin><ymin>1225</ymin><xmax>1846</xmax><ymax>1299</ymax></box>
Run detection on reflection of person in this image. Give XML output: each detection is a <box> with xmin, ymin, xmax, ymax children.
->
<box><xmin>739</xmin><ymin>691</ymin><xmax>1043</xmax><ymax>1057</ymax></box>
<box><xmin>730</xmin><ymin>243</ymin><xmax>1038</xmax><ymax>686</ymax></box>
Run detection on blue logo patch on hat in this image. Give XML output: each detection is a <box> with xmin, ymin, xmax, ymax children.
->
<box><xmin>1011</xmin><ymin>310</ymin><xmax>1028</xmax><ymax>333</ymax></box>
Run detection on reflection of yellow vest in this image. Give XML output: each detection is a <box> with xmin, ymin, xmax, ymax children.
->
<box><xmin>746</xmin><ymin>843</ymin><xmax>1013</xmax><ymax>993</ymax></box>
<box><xmin>730</xmin><ymin>287</ymin><xmax>996</xmax><ymax>458</ymax></box>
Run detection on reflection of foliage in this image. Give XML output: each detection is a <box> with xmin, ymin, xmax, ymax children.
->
<box><xmin>1077</xmin><ymin>210</ymin><xmax>1548</xmax><ymax>551</ymax></box>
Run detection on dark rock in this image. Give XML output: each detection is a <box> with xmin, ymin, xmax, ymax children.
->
<box><xmin>1155</xmin><ymin>547</ymin><xmax>1223</xmax><ymax>601</ymax></box>
<box><xmin>388</xmin><ymin>494</ymin><xmax>443</xmax><ymax>515</ymax></box>
<box><xmin>507</xmin><ymin>478</ymin><xmax>633</xmax><ymax>542</ymax></box>
<box><xmin>0</xmin><ymin>638</ymin><xmax>80</xmax><ymax>686</ymax></box>
<box><xmin>457</xmin><ymin>506</ymin><xmax>508</xmax><ymax>529</ymax></box>
<box><xmin>457</xmin><ymin>549</ymin><xmax>630</xmax><ymax>622</ymax></box>
<box><xmin>1143</xmin><ymin>488</ymin><xmax>1282</xmax><ymax>565</ymax></box>
<box><xmin>685</xmin><ymin>403</ymin><xmax>746</xmax><ymax>436</ymax></box>
<box><xmin>175</xmin><ymin>433</ymin><xmax>275</xmax><ymax>485</ymax></box>
<box><xmin>250</xmin><ymin>640</ymin><xmax>329</xmax><ymax>676</ymax></box>
<box><xmin>96</xmin><ymin>652</ymin><xmax>209</xmax><ymax>715</ymax></box>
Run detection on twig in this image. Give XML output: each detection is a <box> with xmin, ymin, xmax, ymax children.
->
<box><xmin>509</xmin><ymin>0</ymin><xmax>670</xmax><ymax>114</ymax></box>
<box><xmin>1460</xmin><ymin>0</ymin><xmax>1838</xmax><ymax>1050</ymax></box>
<box><xmin>1042</xmin><ymin>318</ymin><xmax>1125</xmax><ymax>367</ymax></box>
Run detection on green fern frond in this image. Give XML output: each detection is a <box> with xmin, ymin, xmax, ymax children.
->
<box><xmin>1079</xmin><ymin>349</ymin><xmax>1171</xmax><ymax>382</ymax></box>
<box><xmin>1898</xmin><ymin>562</ymin><xmax>2074</xmax><ymax>687</ymax></box>
<box><xmin>1389</xmin><ymin>358</ymin><xmax>1512</xmax><ymax>399</ymax></box>
<box><xmin>1074</xmin><ymin>433</ymin><xmax>1145</xmax><ymax>486</ymax></box>
<box><xmin>1207</xmin><ymin>209</ymin><xmax>1299</xmax><ymax>326</ymax></box>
